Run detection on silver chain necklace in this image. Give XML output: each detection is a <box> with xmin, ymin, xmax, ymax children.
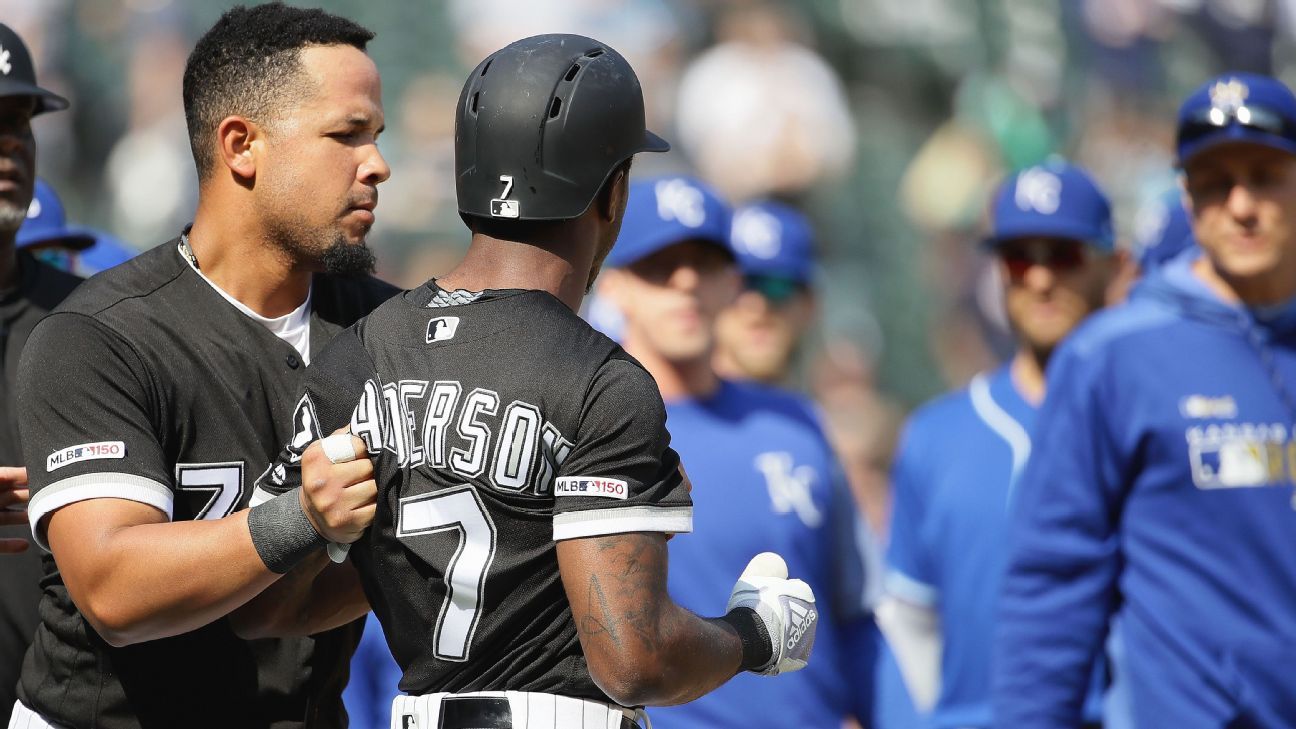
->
<box><xmin>178</xmin><ymin>231</ymin><xmax>200</xmax><ymax>270</ymax></box>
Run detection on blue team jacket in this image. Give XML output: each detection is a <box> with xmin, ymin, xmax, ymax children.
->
<box><xmin>649</xmin><ymin>380</ymin><xmax>875</xmax><ymax>729</ymax></box>
<box><xmin>994</xmin><ymin>252</ymin><xmax>1296</xmax><ymax>728</ymax></box>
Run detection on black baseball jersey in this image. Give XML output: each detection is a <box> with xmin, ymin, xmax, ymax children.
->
<box><xmin>0</xmin><ymin>251</ymin><xmax>81</xmax><ymax>728</ymax></box>
<box><xmin>257</xmin><ymin>282</ymin><xmax>692</xmax><ymax>703</ymax></box>
<box><xmin>14</xmin><ymin>239</ymin><xmax>397</xmax><ymax>729</ymax></box>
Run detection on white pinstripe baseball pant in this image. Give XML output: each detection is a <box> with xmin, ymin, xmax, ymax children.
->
<box><xmin>390</xmin><ymin>691</ymin><xmax>651</xmax><ymax>729</ymax></box>
<box><xmin>7</xmin><ymin>702</ymin><xmax>65</xmax><ymax>729</ymax></box>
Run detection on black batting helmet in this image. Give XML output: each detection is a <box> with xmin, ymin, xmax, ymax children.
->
<box><xmin>455</xmin><ymin>34</ymin><xmax>669</xmax><ymax>222</ymax></box>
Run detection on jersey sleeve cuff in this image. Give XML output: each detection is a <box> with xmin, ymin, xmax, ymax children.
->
<box><xmin>28</xmin><ymin>472</ymin><xmax>173</xmax><ymax>551</ymax></box>
<box><xmin>552</xmin><ymin>505</ymin><xmax>693</xmax><ymax>541</ymax></box>
<box><xmin>884</xmin><ymin>568</ymin><xmax>940</xmax><ymax>607</ymax></box>
<box><xmin>249</xmin><ymin>485</ymin><xmax>277</xmax><ymax>508</ymax></box>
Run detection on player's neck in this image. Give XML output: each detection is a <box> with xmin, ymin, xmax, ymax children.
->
<box><xmin>439</xmin><ymin>233</ymin><xmax>596</xmax><ymax>312</ymax></box>
<box><xmin>187</xmin><ymin>203</ymin><xmax>313</xmax><ymax>319</ymax></box>
<box><xmin>1192</xmin><ymin>253</ymin><xmax>1296</xmax><ymax>307</ymax></box>
<box><xmin>710</xmin><ymin>346</ymin><xmax>744</xmax><ymax>382</ymax></box>
<box><xmin>1010</xmin><ymin>348</ymin><xmax>1047</xmax><ymax>406</ymax></box>
<box><xmin>625</xmin><ymin>338</ymin><xmax>721</xmax><ymax>401</ymax></box>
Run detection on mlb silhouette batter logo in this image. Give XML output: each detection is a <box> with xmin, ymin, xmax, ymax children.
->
<box><xmin>426</xmin><ymin>316</ymin><xmax>460</xmax><ymax>343</ymax></box>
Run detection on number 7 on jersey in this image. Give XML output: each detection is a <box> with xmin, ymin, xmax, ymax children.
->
<box><xmin>397</xmin><ymin>485</ymin><xmax>498</xmax><ymax>661</ymax></box>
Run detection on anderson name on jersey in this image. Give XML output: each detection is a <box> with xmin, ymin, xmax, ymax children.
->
<box><xmin>257</xmin><ymin>282</ymin><xmax>693</xmax><ymax>703</ymax></box>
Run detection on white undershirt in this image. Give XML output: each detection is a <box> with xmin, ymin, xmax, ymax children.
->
<box><xmin>178</xmin><ymin>244</ymin><xmax>312</xmax><ymax>363</ymax></box>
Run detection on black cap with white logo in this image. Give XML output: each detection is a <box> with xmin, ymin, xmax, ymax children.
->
<box><xmin>0</xmin><ymin>23</ymin><xmax>69</xmax><ymax>114</ymax></box>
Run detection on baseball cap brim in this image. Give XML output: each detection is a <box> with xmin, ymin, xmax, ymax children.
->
<box><xmin>1177</xmin><ymin>124</ymin><xmax>1296</xmax><ymax>166</ymax></box>
<box><xmin>0</xmin><ymin>80</ymin><xmax>69</xmax><ymax>115</ymax></box>
<box><xmin>641</xmin><ymin>130</ymin><xmax>670</xmax><ymax>153</ymax></box>
<box><xmin>739</xmin><ymin>257</ymin><xmax>815</xmax><ymax>284</ymax></box>
<box><xmin>606</xmin><ymin>229</ymin><xmax>732</xmax><ymax>268</ymax></box>
<box><xmin>17</xmin><ymin>224</ymin><xmax>96</xmax><ymax>251</ymax></box>
<box><xmin>983</xmin><ymin>218</ymin><xmax>1114</xmax><ymax>252</ymax></box>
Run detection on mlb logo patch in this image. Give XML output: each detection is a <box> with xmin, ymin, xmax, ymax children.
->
<box><xmin>426</xmin><ymin>316</ymin><xmax>461</xmax><ymax>343</ymax></box>
<box><xmin>555</xmin><ymin>477</ymin><xmax>629</xmax><ymax>500</ymax></box>
<box><xmin>47</xmin><ymin>441</ymin><xmax>126</xmax><ymax>472</ymax></box>
<box><xmin>490</xmin><ymin>199</ymin><xmax>519</xmax><ymax>218</ymax></box>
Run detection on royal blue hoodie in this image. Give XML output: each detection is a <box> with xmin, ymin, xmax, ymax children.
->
<box><xmin>994</xmin><ymin>251</ymin><xmax>1296</xmax><ymax>728</ymax></box>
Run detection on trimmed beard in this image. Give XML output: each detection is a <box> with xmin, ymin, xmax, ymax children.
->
<box><xmin>322</xmin><ymin>238</ymin><xmax>376</xmax><ymax>276</ymax></box>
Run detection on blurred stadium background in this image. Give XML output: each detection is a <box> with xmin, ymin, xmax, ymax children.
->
<box><xmin>1</xmin><ymin>0</ymin><xmax>1287</xmax><ymax>529</ymax></box>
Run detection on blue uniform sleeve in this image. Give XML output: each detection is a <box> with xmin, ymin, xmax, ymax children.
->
<box><xmin>884</xmin><ymin>421</ymin><xmax>938</xmax><ymax>606</ymax></box>
<box><xmin>992</xmin><ymin>343</ymin><xmax>1127</xmax><ymax>727</ymax></box>
<box><xmin>343</xmin><ymin>612</ymin><xmax>402</xmax><ymax>729</ymax></box>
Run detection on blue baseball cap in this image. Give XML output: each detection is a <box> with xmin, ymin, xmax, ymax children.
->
<box><xmin>729</xmin><ymin>201</ymin><xmax>816</xmax><ymax>285</ymax></box>
<box><xmin>1133</xmin><ymin>190</ymin><xmax>1196</xmax><ymax>271</ymax></box>
<box><xmin>604</xmin><ymin>175</ymin><xmax>733</xmax><ymax>268</ymax></box>
<box><xmin>1176</xmin><ymin>73</ymin><xmax>1296</xmax><ymax>165</ymax></box>
<box><xmin>986</xmin><ymin>160</ymin><xmax>1114</xmax><ymax>251</ymax></box>
<box><xmin>17</xmin><ymin>179</ymin><xmax>95</xmax><ymax>251</ymax></box>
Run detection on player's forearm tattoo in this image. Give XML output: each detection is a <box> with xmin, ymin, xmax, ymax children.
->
<box><xmin>579</xmin><ymin>534</ymin><xmax>667</xmax><ymax>651</ymax></box>
<box><xmin>581</xmin><ymin>575</ymin><xmax>622</xmax><ymax>647</ymax></box>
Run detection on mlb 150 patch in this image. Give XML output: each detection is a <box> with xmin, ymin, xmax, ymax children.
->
<box><xmin>47</xmin><ymin>441</ymin><xmax>126</xmax><ymax>472</ymax></box>
<box><xmin>554</xmin><ymin>477</ymin><xmax>629</xmax><ymax>500</ymax></box>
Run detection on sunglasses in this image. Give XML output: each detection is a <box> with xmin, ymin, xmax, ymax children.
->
<box><xmin>744</xmin><ymin>274</ymin><xmax>805</xmax><ymax>304</ymax></box>
<box><xmin>996</xmin><ymin>240</ymin><xmax>1088</xmax><ymax>279</ymax></box>
<box><xmin>1178</xmin><ymin>103</ymin><xmax>1296</xmax><ymax>150</ymax></box>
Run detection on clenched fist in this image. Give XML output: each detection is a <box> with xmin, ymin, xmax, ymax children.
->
<box><xmin>298</xmin><ymin>431</ymin><xmax>375</xmax><ymax>546</ymax></box>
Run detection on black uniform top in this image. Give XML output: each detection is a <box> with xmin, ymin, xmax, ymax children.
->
<box><xmin>14</xmin><ymin>240</ymin><xmax>397</xmax><ymax>729</ymax></box>
<box><xmin>0</xmin><ymin>250</ymin><xmax>81</xmax><ymax>727</ymax></box>
<box><xmin>256</xmin><ymin>282</ymin><xmax>693</xmax><ymax>703</ymax></box>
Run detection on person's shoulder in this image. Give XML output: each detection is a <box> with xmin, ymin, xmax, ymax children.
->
<box><xmin>725</xmin><ymin>379</ymin><xmax>818</xmax><ymax>416</ymax></box>
<box><xmin>523</xmin><ymin>291</ymin><xmax>622</xmax><ymax>363</ymax></box>
<box><xmin>712</xmin><ymin>380</ymin><xmax>832</xmax><ymax>438</ymax></box>
<box><xmin>1059</xmin><ymin>298</ymin><xmax>1177</xmax><ymax>362</ymax></box>
<box><xmin>313</xmin><ymin>273</ymin><xmax>401</xmax><ymax>326</ymax></box>
<box><xmin>53</xmin><ymin>241</ymin><xmax>186</xmax><ymax>319</ymax></box>
<box><xmin>903</xmin><ymin>379</ymin><xmax>980</xmax><ymax>436</ymax></box>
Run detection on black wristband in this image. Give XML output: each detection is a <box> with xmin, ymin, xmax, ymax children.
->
<box><xmin>720</xmin><ymin>606</ymin><xmax>774</xmax><ymax>673</ymax></box>
<box><xmin>247</xmin><ymin>487</ymin><xmax>327</xmax><ymax>574</ymax></box>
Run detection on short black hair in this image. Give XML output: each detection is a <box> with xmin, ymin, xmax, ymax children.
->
<box><xmin>182</xmin><ymin>2</ymin><xmax>374</xmax><ymax>178</ymax></box>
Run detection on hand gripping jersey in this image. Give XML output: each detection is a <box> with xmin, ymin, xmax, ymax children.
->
<box><xmin>995</xmin><ymin>252</ymin><xmax>1296</xmax><ymax>728</ymax></box>
<box><xmin>256</xmin><ymin>283</ymin><xmax>693</xmax><ymax>702</ymax></box>
<box><xmin>15</xmin><ymin>241</ymin><xmax>396</xmax><ymax>729</ymax></box>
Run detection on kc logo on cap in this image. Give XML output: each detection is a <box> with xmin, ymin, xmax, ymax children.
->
<box><xmin>0</xmin><ymin>46</ymin><xmax>11</xmax><ymax>76</ymax></box>
<box><xmin>1209</xmin><ymin>78</ymin><xmax>1248</xmax><ymax>112</ymax></box>
<box><xmin>655</xmin><ymin>178</ymin><xmax>707</xmax><ymax>228</ymax></box>
<box><xmin>1014</xmin><ymin>167</ymin><xmax>1062</xmax><ymax>215</ymax></box>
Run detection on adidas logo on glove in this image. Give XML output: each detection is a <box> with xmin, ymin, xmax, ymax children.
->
<box><xmin>726</xmin><ymin>552</ymin><xmax>819</xmax><ymax>676</ymax></box>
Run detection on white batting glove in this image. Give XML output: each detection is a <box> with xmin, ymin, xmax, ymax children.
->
<box><xmin>725</xmin><ymin>552</ymin><xmax>817</xmax><ymax>676</ymax></box>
